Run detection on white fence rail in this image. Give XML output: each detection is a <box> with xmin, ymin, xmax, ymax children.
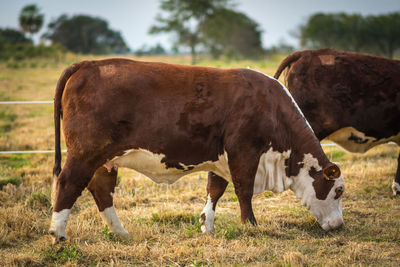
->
<box><xmin>0</xmin><ymin>150</ymin><xmax>67</xmax><ymax>154</ymax></box>
<box><xmin>0</xmin><ymin>101</ymin><xmax>53</xmax><ymax>104</ymax></box>
<box><xmin>0</xmin><ymin>100</ymin><xmax>339</xmax><ymax>155</ymax></box>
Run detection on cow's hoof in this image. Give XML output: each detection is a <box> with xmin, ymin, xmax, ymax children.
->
<box><xmin>115</xmin><ymin>230</ymin><xmax>130</xmax><ymax>239</ymax></box>
<box><xmin>391</xmin><ymin>182</ymin><xmax>400</xmax><ymax>196</ymax></box>
<box><xmin>199</xmin><ymin>213</ymin><xmax>215</xmax><ymax>233</ymax></box>
<box><xmin>201</xmin><ymin>225</ymin><xmax>215</xmax><ymax>233</ymax></box>
<box><xmin>49</xmin><ymin>229</ymin><xmax>67</xmax><ymax>244</ymax></box>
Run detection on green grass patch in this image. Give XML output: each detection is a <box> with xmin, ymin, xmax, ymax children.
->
<box><xmin>0</xmin><ymin>110</ymin><xmax>17</xmax><ymax>122</ymax></box>
<box><xmin>0</xmin><ymin>154</ymin><xmax>31</xmax><ymax>169</ymax></box>
<box><xmin>328</xmin><ymin>150</ymin><xmax>346</xmax><ymax>161</ymax></box>
<box><xmin>100</xmin><ymin>225</ymin><xmax>116</xmax><ymax>241</ymax></box>
<box><xmin>218</xmin><ymin>224</ymin><xmax>242</xmax><ymax>239</ymax></box>
<box><xmin>41</xmin><ymin>245</ymin><xmax>85</xmax><ymax>264</ymax></box>
<box><xmin>0</xmin><ymin>176</ymin><xmax>21</xmax><ymax>190</ymax></box>
<box><xmin>26</xmin><ymin>192</ymin><xmax>51</xmax><ymax>208</ymax></box>
<box><xmin>0</xmin><ymin>110</ymin><xmax>17</xmax><ymax>133</ymax></box>
<box><xmin>231</xmin><ymin>195</ymin><xmax>239</xmax><ymax>202</ymax></box>
<box><xmin>262</xmin><ymin>191</ymin><xmax>275</xmax><ymax>198</ymax></box>
<box><xmin>151</xmin><ymin>212</ymin><xmax>200</xmax><ymax>226</ymax></box>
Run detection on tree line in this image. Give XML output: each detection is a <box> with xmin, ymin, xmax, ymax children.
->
<box><xmin>300</xmin><ymin>12</ymin><xmax>400</xmax><ymax>59</ymax></box>
<box><xmin>1</xmin><ymin>2</ymin><xmax>399</xmax><ymax>62</ymax></box>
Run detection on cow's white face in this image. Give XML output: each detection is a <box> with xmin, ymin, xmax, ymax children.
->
<box><xmin>290</xmin><ymin>154</ymin><xmax>344</xmax><ymax>231</ymax></box>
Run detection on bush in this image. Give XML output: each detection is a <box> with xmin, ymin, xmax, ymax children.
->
<box><xmin>0</xmin><ymin>42</ymin><xmax>66</xmax><ymax>62</ymax></box>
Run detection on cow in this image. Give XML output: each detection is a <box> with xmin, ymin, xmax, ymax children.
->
<box><xmin>50</xmin><ymin>58</ymin><xmax>345</xmax><ymax>244</ymax></box>
<box><xmin>274</xmin><ymin>48</ymin><xmax>400</xmax><ymax>195</ymax></box>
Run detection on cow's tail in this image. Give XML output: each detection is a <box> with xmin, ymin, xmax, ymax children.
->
<box><xmin>273</xmin><ymin>51</ymin><xmax>303</xmax><ymax>80</ymax></box>
<box><xmin>53</xmin><ymin>62</ymin><xmax>85</xmax><ymax>178</ymax></box>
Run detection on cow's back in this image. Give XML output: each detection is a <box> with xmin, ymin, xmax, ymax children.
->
<box><xmin>285</xmin><ymin>49</ymin><xmax>400</xmax><ymax>147</ymax></box>
<box><xmin>61</xmin><ymin>59</ymin><xmax>249</xmax><ymax>166</ymax></box>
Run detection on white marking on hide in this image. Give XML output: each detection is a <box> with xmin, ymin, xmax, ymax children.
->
<box><xmin>326</xmin><ymin>127</ymin><xmax>400</xmax><ymax>153</ymax></box>
<box><xmin>200</xmin><ymin>195</ymin><xmax>215</xmax><ymax>233</ymax></box>
<box><xmin>51</xmin><ymin>175</ymin><xmax>58</xmax><ymax>208</ymax></box>
<box><xmin>392</xmin><ymin>181</ymin><xmax>400</xmax><ymax>196</ymax></box>
<box><xmin>106</xmin><ymin>149</ymin><xmax>231</xmax><ymax>184</ymax></box>
<box><xmin>248</xmin><ymin>68</ymin><xmax>314</xmax><ymax>132</ymax></box>
<box><xmin>49</xmin><ymin>209</ymin><xmax>71</xmax><ymax>240</ymax></box>
<box><xmin>100</xmin><ymin>206</ymin><xmax>129</xmax><ymax>236</ymax></box>
<box><xmin>253</xmin><ymin>147</ymin><xmax>292</xmax><ymax>194</ymax></box>
<box><xmin>99</xmin><ymin>64</ymin><xmax>117</xmax><ymax>77</ymax></box>
<box><xmin>289</xmin><ymin>153</ymin><xmax>344</xmax><ymax>230</ymax></box>
<box><xmin>318</xmin><ymin>55</ymin><xmax>335</xmax><ymax>65</ymax></box>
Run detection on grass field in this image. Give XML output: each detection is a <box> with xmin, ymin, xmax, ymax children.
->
<box><xmin>0</xmin><ymin>55</ymin><xmax>399</xmax><ymax>266</ymax></box>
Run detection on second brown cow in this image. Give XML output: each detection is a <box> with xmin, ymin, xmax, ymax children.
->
<box><xmin>275</xmin><ymin>48</ymin><xmax>400</xmax><ymax>195</ymax></box>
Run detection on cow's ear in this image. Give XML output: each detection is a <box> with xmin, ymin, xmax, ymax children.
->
<box><xmin>323</xmin><ymin>163</ymin><xmax>341</xmax><ymax>180</ymax></box>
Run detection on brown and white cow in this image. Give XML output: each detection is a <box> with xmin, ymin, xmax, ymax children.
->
<box><xmin>274</xmin><ymin>48</ymin><xmax>400</xmax><ymax>195</ymax></box>
<box><xmin>50</xmin><ymin>59</ymin><xmax>345</xmax><ymax>243</ymax></box>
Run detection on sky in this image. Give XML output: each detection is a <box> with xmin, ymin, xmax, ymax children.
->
<box><xmin>1</xmin><ymin>0</ymin><xmax>400</xmax><ymax>51</ymax></box>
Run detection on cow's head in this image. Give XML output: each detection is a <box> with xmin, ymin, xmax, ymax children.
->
<box><xmin>290</xmin><ymin>155</ymin><xmax>344</xmax><ymax>231</ymax></box>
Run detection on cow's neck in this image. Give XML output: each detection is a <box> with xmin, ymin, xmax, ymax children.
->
<box><xmin>253</xmin><ymin>116</ymin><xmax>329</xmax><ymax>195</ymax></box>
<box><xmin>285</xmin><ymin>117</ymin><xmax>330</xmax><ymax>177</ymax></box>
<box><xmin>284</xmin><ymin>118</ymin><xmax>330</xmax><ymax>202</ymax></box>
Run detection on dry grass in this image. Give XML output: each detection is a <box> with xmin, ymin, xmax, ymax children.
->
<box><xmin>0</xmin><ymin>55</ymin><xmax>399</xmax><ymax>266</ymax></box>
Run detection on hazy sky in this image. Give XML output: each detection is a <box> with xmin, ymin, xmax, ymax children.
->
<box><xmin>1</xmin><ymin>0</ymin><xmax>399</xmax><ymax>51</ymax></box>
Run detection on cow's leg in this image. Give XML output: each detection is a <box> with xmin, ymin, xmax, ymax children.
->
<box><xmin>87</xmin><ymin>166</ymin><xmax>129</xmax><ymax>237</ymax></box>
<box><xmin>49</xmin><ymin>157</ymin><xmax>95</xmax><ymax>244</ymax></box>
<box><xmin>233</xmin><ymin>177</ymin><xmax>257</xmax><ymax>226</ymax></box>
<box><xmin>392</xmin><ymin>152</ymin><xmax>400</xmax><ymax>195</ymax></box>
<box><xmin>200</xmin><ymin>172</ymin><xmax>229</xmax><ymax>233</ymax></box>
<box><xmin>229</xmin><ymin>159</ymin><xmax>258</xmax><ymax>226</ymax></box>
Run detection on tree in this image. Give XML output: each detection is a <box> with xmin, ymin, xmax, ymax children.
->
<box><xmin>18</xmin><ymin>4</ymin><xmax>44</xmax><ymax>39</ymax></box>
<box><xmin>299</xmin><ymin>12</ymin><xmax>400</xmax><ymax>58</ymax></box>
<box><xmin>149</xmin><ymin>0</ymin><xmax>232</xmax><ymax>64</ymax></box>
<box><xmin>200</xmin><ymin>8</ymin><xmax>264</xmax><ymax>59</ymax></box>
<box><xmin>135</xmin><ymin>43</ymin><xmax>167</xmax><ymax>56</ymax></box>
<box><xmin>363</xmin><ymin>13</ymin><xmax>400</xmax><ymax>58</ymax></box>
<box><xmin>300</xmin><ymin>13</ymin><xmax>346</xmax><ymax>49</ymax></box>
<box><xmin>43</xmin><ymin>15</ymin><xmax>129</xmax><ymax>54</ymax></box>
<box><xmin>0</xmin><ymin>28</ymin><xmax>32</xmax><ymax>44</ymax></box>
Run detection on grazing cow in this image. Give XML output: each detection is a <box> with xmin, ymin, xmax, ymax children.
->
<box><xmin>274</xmin><ymin>48</ymin><xmax>400</xmax><ymax>195</ymax></box>
<box><xmin>50</xmin><ymin>59</ymin><xmax>345</xmax><ymax>243</ymax></box>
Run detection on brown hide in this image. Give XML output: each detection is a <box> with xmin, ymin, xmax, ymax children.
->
<box><xmin>54</xmin><ymin>58</ymin><xmax>334</xmax><ymax>213</ymax></box>
<box><xmin>275</xmin><ymin>48</ymin><xmax>400</xmax><ymax>140</ymax></box>
<box><xmin>274</xmin><ymin>48</ymin><xmax>400</xmax><ymax>194</ymax></box>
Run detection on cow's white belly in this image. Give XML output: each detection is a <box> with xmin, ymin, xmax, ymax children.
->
<box><xmin>105</xmin><ymin>149</ymin><xmax>231</xmax><ymax>184</ymax></box>
<box><xmin>106</xmin><ymin>147</ymin><xmax>296</xmax><ymax>195</ymax></box>
<box><xmin>325</xmin><ymin>127</ymin><xmax>400</xmax><ymax>153</ymax></box>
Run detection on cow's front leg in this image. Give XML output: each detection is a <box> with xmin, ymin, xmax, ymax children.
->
<box><xmin>233</xmin><ymin>178</ymin><xmax>257</xmax><ymax>226</ymax></box>
<box><xmin>228</xmin><ymin>154</ymin><xmax>258</xmax><ymax>226</ymax></box>
<box><xmin>200</xmin><ymin>172</ymin><xmax>228</xmax><ymax>233</ymax></box>
<box><xmin>50</xmin><ymin>157</ymin><xmax>95</xmax><ymax>244</ymax></box>
<box><xmin>392</xmin><ymin>152</ymin><xmax>400</xmax><ymax>196</ymax></box>
<box><xmin>87</xmin><ymin>166</ymin><xmax>129</xmax><ymax>237</ymax></box>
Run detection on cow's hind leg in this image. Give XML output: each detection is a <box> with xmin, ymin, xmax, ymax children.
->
<box><xmin>392</xmin><ymin>152</ymin><xmax>400</xmax><ymax>196</ymax></box>
<box><xmin>49</xmin><ymin>157</ymin><xmax>96</xmax><ymax>244</ymax></box>
<box><xmin>200</xmin><ymin>172</ymin><xmax>228</xmax><ymax>233</ymax></box>
<box><xmin>87</xmin><ymin>166</ymin><xmax>129</xmax><ymax>237</ymax></box>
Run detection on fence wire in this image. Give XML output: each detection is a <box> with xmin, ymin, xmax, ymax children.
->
<box><xmin>0</xmin><ymin>101</ymin><xmax>53</xmax><ymax>104</ymax></box>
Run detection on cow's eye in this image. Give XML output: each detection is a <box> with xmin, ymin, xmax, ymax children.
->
<box><xmin>335</xmin><ymin>186</ymin><xmax>344</xmax><ymax>199</ymax></box>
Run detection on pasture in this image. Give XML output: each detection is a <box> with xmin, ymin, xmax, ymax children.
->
<box><xmin>0</xmin><ymin>55</ymin><xmax>399</xmax><ymax>266</ymax></box>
